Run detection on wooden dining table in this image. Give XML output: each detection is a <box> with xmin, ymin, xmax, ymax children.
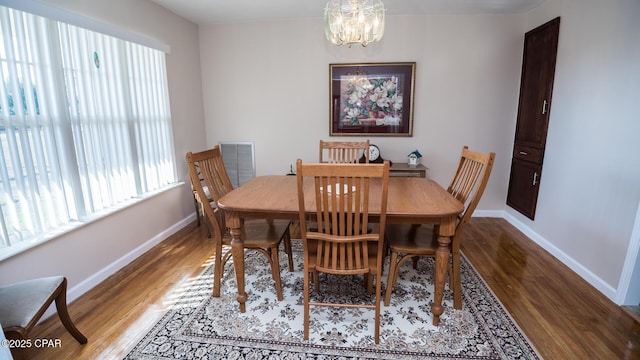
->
<box><xmin>217</xmin><ymin>175</ymin><xmax>463</xmax><ymax>326</ymax></box>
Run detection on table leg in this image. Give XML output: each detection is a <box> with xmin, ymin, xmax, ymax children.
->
<box><xmin>227</xmin><ymin>212</ymin><xmax>247</xmax><ymax>313</ymax></box>
<box><xmin>431</xmin><ymin>215</ymin><xmax>455</xmax><ymax>326</ymax></box>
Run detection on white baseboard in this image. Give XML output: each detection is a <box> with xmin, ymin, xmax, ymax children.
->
<box><xmin>41</xmin><ymin>214</ymin><xmax>196</xmax><ymax>320</ymax></box>
<box><xmin>68</xmin><ymin>214</ymin><xmax>196</xmax><ymax>302</ymax></box>
<box><xmin>473</xmin><ymin>210</ymin><xmax>504</xmax><ymax>218</ymax></box>
<box><xmin>503</xmin><ymin>211</ymin><xmax>617</xmax><ymax>301</ymax></box>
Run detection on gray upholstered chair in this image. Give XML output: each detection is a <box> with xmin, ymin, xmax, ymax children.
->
<box><xmin>0</xmin><ymin>276</ymin><xmax>87</xmax><ymax>358</ymax></box>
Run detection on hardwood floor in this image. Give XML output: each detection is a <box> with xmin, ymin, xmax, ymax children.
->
<box><xmin>18</xmin><ymin>218</ymin><xmax>640</xmax><ymax>359</ymax></box>
<box><xmin>461</xmin><ymin>218</ymin><xmax>640</xmax><ymax>360</ymax></box>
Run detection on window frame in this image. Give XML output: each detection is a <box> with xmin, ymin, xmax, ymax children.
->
<box><xmin>0</xmin><ymin>5</ymin><xmax>177</xmax><ymax>259</ymax></box>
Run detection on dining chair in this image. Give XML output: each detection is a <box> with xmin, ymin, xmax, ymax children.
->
<box><xmin>384</xmin><ymin>146</ymin><xmax>495</xmax><ymax>309</ymax></box>
<box><xmin>295</xmin><ymin>159</ymin><xmax>390</xmax><ymax>344</ymax></box>
<box><xmin>319</xmin><ymin>140</ymin><xmax>369</xmax><ymax>164</ymax></box>
<box><xmin>0</xmin><ymin>276</ymin><xmax>87</xmax><ymax>359</ymax></box>
<box><xmin>315</xmin><ymin>140</ymin><xmax>373</xmax><ymax>233</ymax></box>
<box><xmin>186</xmin><ymin>146</ymin><xmax>293</xmax><ymax>300</ymax></box>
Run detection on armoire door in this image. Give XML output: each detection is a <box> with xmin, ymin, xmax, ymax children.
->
<box><xmin>508</xmin><ymin>158</ymin><xmax>543</xmax><ymax>219</ymax></box>
<box><xmin>507</xmin><ymin>17</ymin><xmax>560</xmax><ymax>220</ymax></box>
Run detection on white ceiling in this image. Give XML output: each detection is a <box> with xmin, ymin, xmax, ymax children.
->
<box><xmin>150</xmin><ymin>0</ymin><xmax>545</xmax><ymax>25</ymax></box>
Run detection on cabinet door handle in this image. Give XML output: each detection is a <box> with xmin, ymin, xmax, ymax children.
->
<box><xmin>533</xmin><ymin>172</ymin><xmax>538</xmax><ymax>186</ymax></box>
<box><xmin>519</xmin><ymin>151</ymin><xmax>528</xmax><ymax>156</ymax></box>
<box><xmin>542</xmin><ymin>99</ymin><xmax>548</xmax><ymax>115</ymax></box>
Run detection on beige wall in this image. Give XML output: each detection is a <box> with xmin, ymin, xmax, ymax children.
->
<box><xmin>199</xmin><ymin>14</ymin><xmax>524</xmax><ymax>212</ymax></box>
<box><xmin>506</xmin><ymin>0</ymin><xmax>640</xmax><ymax>302</ymax></box>
<box><xmin>0</xmin><ymin>0</ymin><xmax>206</xmax><ymax>301</ymax></box>
<box><xmin>199</xmin><ymin>1</ymin><xmax>640</xmax><ymax>304</ymax></box>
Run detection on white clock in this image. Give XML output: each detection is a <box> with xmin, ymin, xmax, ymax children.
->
<box><xmin>369</xmin><ymin>144</ymin><xmax>380</xmax><ymax>162</ymax></box>
<box><xmin>359</xmin><ymin>144</ymin><xmax>388</xmax><ymax>164</ymax></box>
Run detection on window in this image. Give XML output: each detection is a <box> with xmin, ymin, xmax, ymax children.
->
<box><xmin>0</xmin><ymin>6</ymin><xmax>177</xmax><ymax>255</ymax></box>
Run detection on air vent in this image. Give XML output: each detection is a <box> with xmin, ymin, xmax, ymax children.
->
<box><xmin>219</xmin><ymin>142</ymin><xmax>255</xmax><ymax>188</ymax></box>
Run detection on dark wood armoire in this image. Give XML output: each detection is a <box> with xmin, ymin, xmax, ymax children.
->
<box><xmin>507</xmin><ymin>17</ymin><xmax>561</xmax><ymax>219</ymax></box>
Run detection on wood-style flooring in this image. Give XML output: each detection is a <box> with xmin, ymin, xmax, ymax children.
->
<box><xmin>17</xmin><ymin>218</ymin><xmax>640</xmax><ymax>359</ymax></box>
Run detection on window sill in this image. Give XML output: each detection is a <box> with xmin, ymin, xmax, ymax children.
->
<box><xmin>0</xmin><ymin>182</ymin><xmax>184</xmax><ymax>262</ymax></box>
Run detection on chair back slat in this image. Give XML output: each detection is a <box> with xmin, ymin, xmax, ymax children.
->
<box><xmin>447</xmin><ymin>146</ymin><xmax>495</xmax><ymax>250</ymax></box>
<box><xmin>319</xmin><ymin>140</ymin><xmax>370</xmax><ymax>163</ymax></box>
<box><xmin>187</xmin><ymin>148</ymin><xmax>226</xmax><ymax>243</ymax></box>
<box><xmin>450</xmin><ymin>158</ymin><xmax>482</xmax><ymax>204</ymax></box>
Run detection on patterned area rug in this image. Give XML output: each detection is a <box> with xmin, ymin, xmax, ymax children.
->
<box><xmin>124</xmin><ymin>243</ymin><xmax>541</xmax><ymax>359</ymax></box>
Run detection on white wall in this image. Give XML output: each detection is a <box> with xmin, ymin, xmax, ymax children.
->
<box><xmin>199</xmin><ymin>14</ymin><xmax>524</xmax><ymax>213</ymax></box>
<box><xmin>505</xmin><ymin>0</ymin><xmax>640</xmax><ymax>301</ymax></box>
<box><xmin>0</xmin><ymin>0</ymin><xmax>207</xmax><ymax>302</ymax></box>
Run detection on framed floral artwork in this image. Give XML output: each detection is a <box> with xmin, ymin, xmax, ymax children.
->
<box><xmin>330</xmin><ymin>62</ymin><xmax>415</xmax><ymax>136</ymax></box>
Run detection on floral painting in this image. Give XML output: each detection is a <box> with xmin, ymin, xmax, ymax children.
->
<box><xmin>330</xmin><ymin>63</ymin><xmax>415</xmax><ymax>136</ymax></box>
<box><xmin>341</xmin><ymin>75</ymin><xmax>403</xmax><ymax>126</ymax></box>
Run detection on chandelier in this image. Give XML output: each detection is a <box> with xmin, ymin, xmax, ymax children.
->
<box><xmin>324</xmin><ymin>0</ymin><xmax>385</xmax><ymax>47</ymax></box>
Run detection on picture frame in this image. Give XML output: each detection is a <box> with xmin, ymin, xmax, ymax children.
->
<box><xmin>330</xmin><ymin>62</ymin><xmax>416</xmax><ymax>137</ymax></box>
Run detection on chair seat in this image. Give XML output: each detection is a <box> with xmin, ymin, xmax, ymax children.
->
<box><xmin>386</xmin><ymin>224</ymin><xmax>440</xmax><ymax>255</ymax></box>
<box><xmin>221</xmin><ymin>219</ymin><xmax>291</xmax><ymax>247</ymax></box>
<box><xmin>0</xmin><ymin>276</ymin><xmax>64</xmax><ymax>329</ymax></box>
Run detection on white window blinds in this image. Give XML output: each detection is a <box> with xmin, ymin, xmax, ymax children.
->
<box><xmin>0</xmin><ymin>6</ymin><xmax>176</xmax><ymax>253</ymax></box>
